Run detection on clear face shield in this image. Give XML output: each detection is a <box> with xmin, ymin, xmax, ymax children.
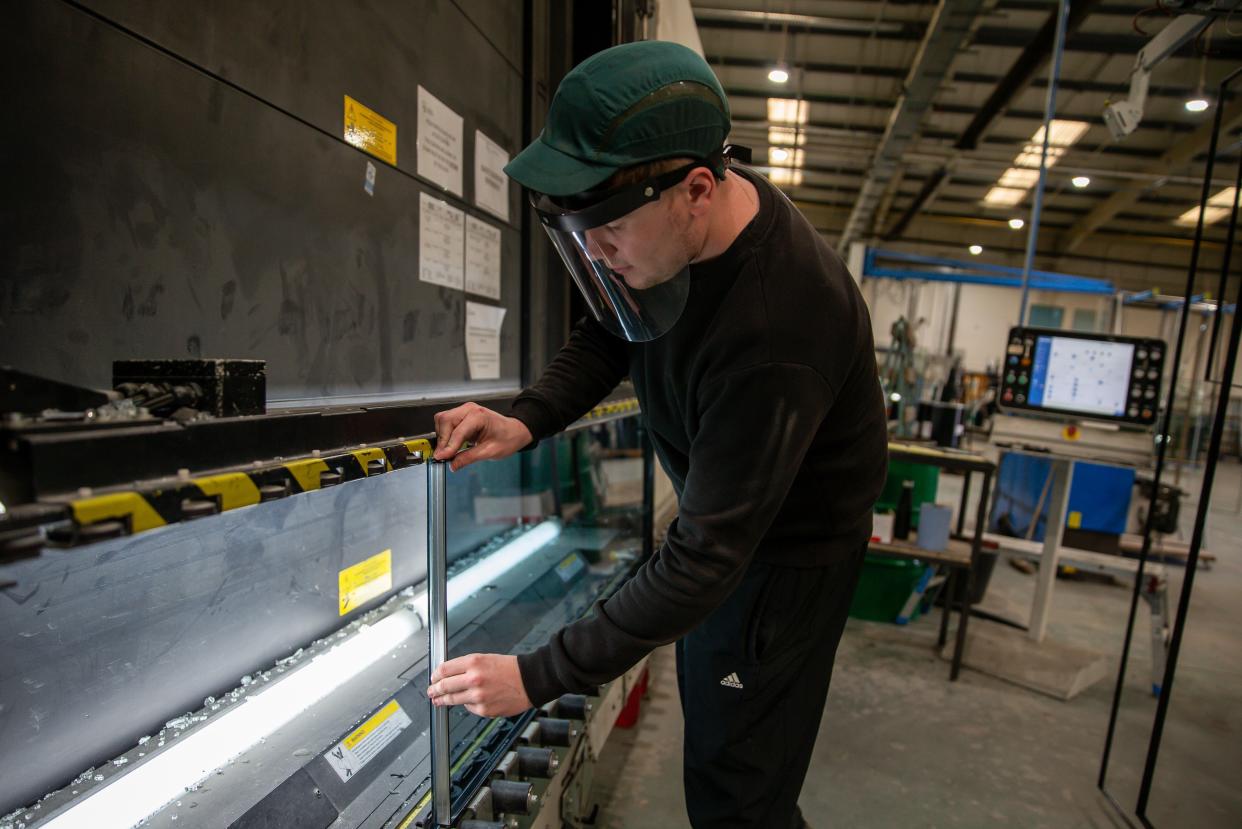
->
<box><xmin>543</xmin><ymin>227</ymin><xmax>688</xmax><ymax>342</ymax></box>
<box><xmin>532</xmin><ymin>148</ymin><xmax>748</xmax><ymax>342</ymax></box>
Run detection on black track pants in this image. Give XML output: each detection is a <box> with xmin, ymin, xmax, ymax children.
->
<box><xmin>675</xmin><ymin>545</ymin><xmax>865</xmax><ymax>829</ymax></box>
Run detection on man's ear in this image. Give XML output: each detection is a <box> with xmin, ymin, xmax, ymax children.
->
<box><xmin>684</xmin><ymin>167</ymin><xmax>716</xmax><ymax>212</ymax></box>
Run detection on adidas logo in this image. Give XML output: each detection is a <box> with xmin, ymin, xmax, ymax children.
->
<box><xmin>719</xmin><ymin>672</ymin><xmax>744</xmax><ymax>689</ymax></box>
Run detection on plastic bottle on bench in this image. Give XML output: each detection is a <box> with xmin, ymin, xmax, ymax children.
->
<box><xmin>894</xmin><ymin>480</ymin><xmax>915</xmax><ymax>540</ymax></box>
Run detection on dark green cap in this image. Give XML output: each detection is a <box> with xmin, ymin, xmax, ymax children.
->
<box><xmin>504</xmin><ymin>41</ymin><xmax>731</xmax><ymax>197</ymax></box>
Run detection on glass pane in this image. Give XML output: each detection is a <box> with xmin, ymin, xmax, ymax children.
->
<box><xmin>0</xmin><ymin>464</ymin><xmax>431</xmax><ymax>823</ymax></box>
<box><xmin>1072</xmin><ymin>308</ymin><xmax>1097</xmax><ymax>332</ymax></box>
<box><xmin>1</xmin><ymin>414</ymin><xmax>651</xmax><ymax>825</ymax></box>
<box><xmin>440</xmin><ymin>416</ymin><xmax>649</xmax><ymax>812</ymax></box>
<box><xmin>1029</xmin><ymin>304</ymin><xmax>1064</xmax><ymax>329</ymax></box>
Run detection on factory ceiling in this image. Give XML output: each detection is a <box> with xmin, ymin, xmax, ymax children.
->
<box><xmin>695</xmin><ymin>0</ymin><xmax>1242</xmax><ymax>293</ymax></box>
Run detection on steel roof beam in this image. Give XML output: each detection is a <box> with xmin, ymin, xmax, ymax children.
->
<box><xmin>698</xmin><ymin>10</ymin><xmax>1242</xmax><ymax>57</ymax></box>
<box><xmin>877</xmin><ymin>1</ymin><xmax>1099</xmax><ymax>245</ymax></box>
<box><xmin>726</xmin><ymin>85</ymin><xmax>1198</xmax><ymax>134</ymax></box>
<box><xmin>711</xmin><ymin>56</ymin><xmax>1221</xmax><ymax>101</ymax></box>
<box><xmin>1060</xmin><ymin>97</ymin><xmax>1242</xmax><ymax>251</ymax></box>
<box><xmin>838</xmin><ymin>0</ymin><xmax>994</xmax><ymax>250</ymax></box>
<box><xmin>693</xmin><ymin>7</ymin><xmax>924</xmax><ymax>37</ymax></box>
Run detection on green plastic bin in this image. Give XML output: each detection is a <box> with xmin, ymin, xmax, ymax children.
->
<box><xmin>849</xmin><ymin>554</ymin><xmax>926</xmax><ymax>622</ymax></box>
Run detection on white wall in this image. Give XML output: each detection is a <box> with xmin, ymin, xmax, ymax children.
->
<box><xmin>866</xmin><ymin>280</ymin><xmax>1105</xmax><ymax>372</ymax></box>
<box><xmin>948</xmin><ymin>285</ymin><xmax>1022</xmax><ymax>371</ymax></box>
<box><xmin>868</xmin><ymin>279</ymin><xmax>957</xmax><ymax>356</ymax></box>
<box><xmin>1026</xmin><ymin>289</ymin><xmax>1112</xmax><ymax>330</ymax></box>
<box><xmin>654</xmin><ymin>0</ymin><xmax>704</xmax><ymax>56</ymax></box>
<box><xmin>867</xmin><ymin>278</ymin><xmax>910</xmax><ymax>350</ymax></box>
<box><xmin>865</xmin><ymin>278</ymin><xmax>1242</xmax><ymax>403</ymax></box>
<box><xmin>1119</xmin><ymin>306</ymin><xmax>1164</xmax><ymax>338</ymax></box>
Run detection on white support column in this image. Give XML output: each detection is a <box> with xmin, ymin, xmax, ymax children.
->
<box><xmin>1029</xmin><ymin>457</ymin><xmax>1073</xmax><ymax>642</ymax></box>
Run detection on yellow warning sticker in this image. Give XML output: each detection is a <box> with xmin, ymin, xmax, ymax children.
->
<box><xmin>326</xmin><ymin>698</ymin><xmax>412</xmax><ymax>782</ymax></box>
<box><xmin>339</xmin><ymin>549</ymin><xmax>393</xmax><ymax>615</ymax></box>
<box><xmin>556</xmin><ymin>552</ymin><xmax>585</xmax><ymax>583</ymax></box>
<box><xmin>345</xmin><ymin>699</ymin><xmax>402</xmax><ymax>750</ymax></box>
<box><xmin>344</xmin><ymin>95</ymin><xmax>397</xmax><ymax>165</ymax></box>
<box><xmin>1068</xmin><ymin>511</ymin><xmax>1082</xmax><ymax>530</ymax></box>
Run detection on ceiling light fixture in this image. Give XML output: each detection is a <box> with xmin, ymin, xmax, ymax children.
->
<box><xmin>767</xmin><ymin>97</ymin><xmax>809</xmax><ymax>125</ymax></box>
<box><xmin>1175</xmin><ymin>186</ymin><xmax>1239</xmax><ymax>226</ymax></box>
<box><xmin>1186</xmin><ymin>55</ymin><xmax>1210</xmax><ymax>113</ymax></box>
<box><xmin>983</xmin><ymin>187</ymin><xmax>1027</xmax><ymax>207</ymax></box>
<box><xmin>768</xmin><ymin>66</ymin><xmax>790</xmax><ymax>84</ymax></box>
<box><xmin>767</xmin><ymin>168</ymin><xmax>804</xmax><ymax>187</ymax></box>
<box><xmin>767</xmin><ymin>147</ymin><xmax>803</xmax><ymax>167</ymax></box>
<box><xmin>1008</xmin><ymin>218</ymin><xmax>1025</xmax><ymax>230</ymax></box>
<box><xmin>767</xmin><ymin>126</ymin><xmax>806</xmax><ymax>146</ymax></box>
<box><xmin>983</xmin><ymin>119</ymin><xmax>1090</xmax><ymax>206</ymax></box>
<box><xmin>1031</xmin><ymin>120</ymin><xmax>1090</xmax><ymax>148</ymax></box>
<box><xmin>1071</xmin><ymin>176</ymin><xmax>1090</xmax><ymax>188</ymax></box>
<box><xmin>999</xmin><ymin>168</ymin><xmax>1041</xmax><ymax>189</ymax></box>
<box><xmin>969</xmin><ymin>245</ymin><xmax>983</xmax><ymax>256</ymax></box>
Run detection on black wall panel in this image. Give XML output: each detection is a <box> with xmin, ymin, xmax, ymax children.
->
<box><xmin>1</xmin><ymin>0</ymin><xmax>524</xmax><ymax>404</ymax></box>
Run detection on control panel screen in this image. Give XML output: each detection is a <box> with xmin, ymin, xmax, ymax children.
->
<box><xmin>999</xmin><ymin>327</ymin><xmax>1165</xmax><ymax>426</ymax></box>
<box><xmin>1030</xmin><ymin>336</ymin><xmax>1133</xmax><ymax>417</ymax></box>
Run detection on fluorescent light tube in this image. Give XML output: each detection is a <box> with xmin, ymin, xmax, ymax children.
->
<box><xmin>40</xmin><ymin>519</ymin><xmax>561</xmax><ymax>829</ymax></box>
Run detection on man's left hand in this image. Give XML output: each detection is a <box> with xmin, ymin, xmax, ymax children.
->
<box><xmin>427</xmin><ymin>653</ymin><xmax>532</xmax><ymax>718</ymax></box>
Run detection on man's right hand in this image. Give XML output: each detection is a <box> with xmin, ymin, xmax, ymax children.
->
<box><xmin>433</xmin><ymin>402</ymin><xmax>533</xmax><ymax>471</ymax></box>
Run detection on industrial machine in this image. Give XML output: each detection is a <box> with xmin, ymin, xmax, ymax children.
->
<box><xmin>977</xmin><ymin>328</ymin><xmax>1171</xmax><ymax>699</ymax></box>
<box><xmin>994</xmin><ymin>326</ymin><xmax>1166</xmax><ymax>463</ymax></box>
<box><xmin>2</xmin><ymin>2</ymin><xmax>665</xmax><ymax>825</ymax></box>
<box><xmin>0</xmin><ymin>364</ymin><xmax>654</xmax><ymax>829</ymax></box>
<box><xmin>997</xmin><ymin>327</ymin><xmax>1166</xmax><ymax>426</ymax></box>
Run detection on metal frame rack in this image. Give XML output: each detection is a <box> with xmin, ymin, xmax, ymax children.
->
<box><xmin>1097</xmin><ymin>64</ymin><xmax>1242</xmax><ymax>829</ymax></box>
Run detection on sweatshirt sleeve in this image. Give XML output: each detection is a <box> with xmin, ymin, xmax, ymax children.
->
<box><xmin>509</xmin><ymin>316</ymin><xmax>630</xmax><ymax>442</ymax></box>
<box><xmin>517</xmin><ymin>361</ymin><xmax>834</xmax><ymax>705</ymax></box>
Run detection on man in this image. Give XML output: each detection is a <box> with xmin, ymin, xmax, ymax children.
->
<box><xmin>427</xmin><ymin>40</ymin><xmax>887</xmax><ymax>828</ymax></box>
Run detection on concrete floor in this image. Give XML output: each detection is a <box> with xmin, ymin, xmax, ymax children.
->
<box><xmin>592</xmin><ymin>460</ymin><xmax>1242</xmax><ymax>828</ymax></box>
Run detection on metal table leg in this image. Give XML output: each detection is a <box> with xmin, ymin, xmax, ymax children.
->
<box><xmin>1141</xmin><ymin>574</ymin><xmax>1170</xmax><ymax>697</ymax></box>
<box><xmin>951</xmin><ymin>469</ymin><xmax>993</xmax><ymax>681</ymax></box>
<box><xmin>427</xmin><ymin>460</ymin><xmax>451</xmax><ymax>827</ymax></box>
<box><xmin>938</xmin><ymin>569</ymin><xmax>953</xmax><ymax>649</ymax></box>
<box><xmin>956</xmin><ymin>470</ymin><xmax>972</xmax><ymax>538</ymax></box>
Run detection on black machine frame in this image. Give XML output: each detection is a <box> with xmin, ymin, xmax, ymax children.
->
<box><xmin>0</xmin><ymin>385</ymin><xmax>655</xmax><ymax>822</ymax></box>
<box><xmin>1096</xmin><ymin>64</ymin><xmax>1242</xmax><ymax>828</ymax></box>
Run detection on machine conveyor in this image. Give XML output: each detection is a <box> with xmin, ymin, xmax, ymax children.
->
<box><xmin>0</xmin><ymin>394</ymin><xmax>652</xmax><ymax>829</ymax></box>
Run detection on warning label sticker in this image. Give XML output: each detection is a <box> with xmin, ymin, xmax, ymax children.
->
<box><xmin>556</xmin><ymin>552</ymin><xmax>585</xmax><ymax>583</ymax></box>
<box><xmin>324</xmin><ymin>698</ymin><xmax>412</xmax><ymax>782</ymax></box>
<box><xmin>339</xmin><ymin>549</ymin><xmax>393</xmax><ymax>615</ymax></box>
<box><xmin>344</xmin><ymin>95</ymin><xmax>397</xmax><ymax>165</ymax></box>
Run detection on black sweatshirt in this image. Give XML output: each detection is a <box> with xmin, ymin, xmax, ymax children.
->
<box><xmin>510</xmin><ymin>166</ymin><xmax>888</xmax><ymax>706</ymax></box>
